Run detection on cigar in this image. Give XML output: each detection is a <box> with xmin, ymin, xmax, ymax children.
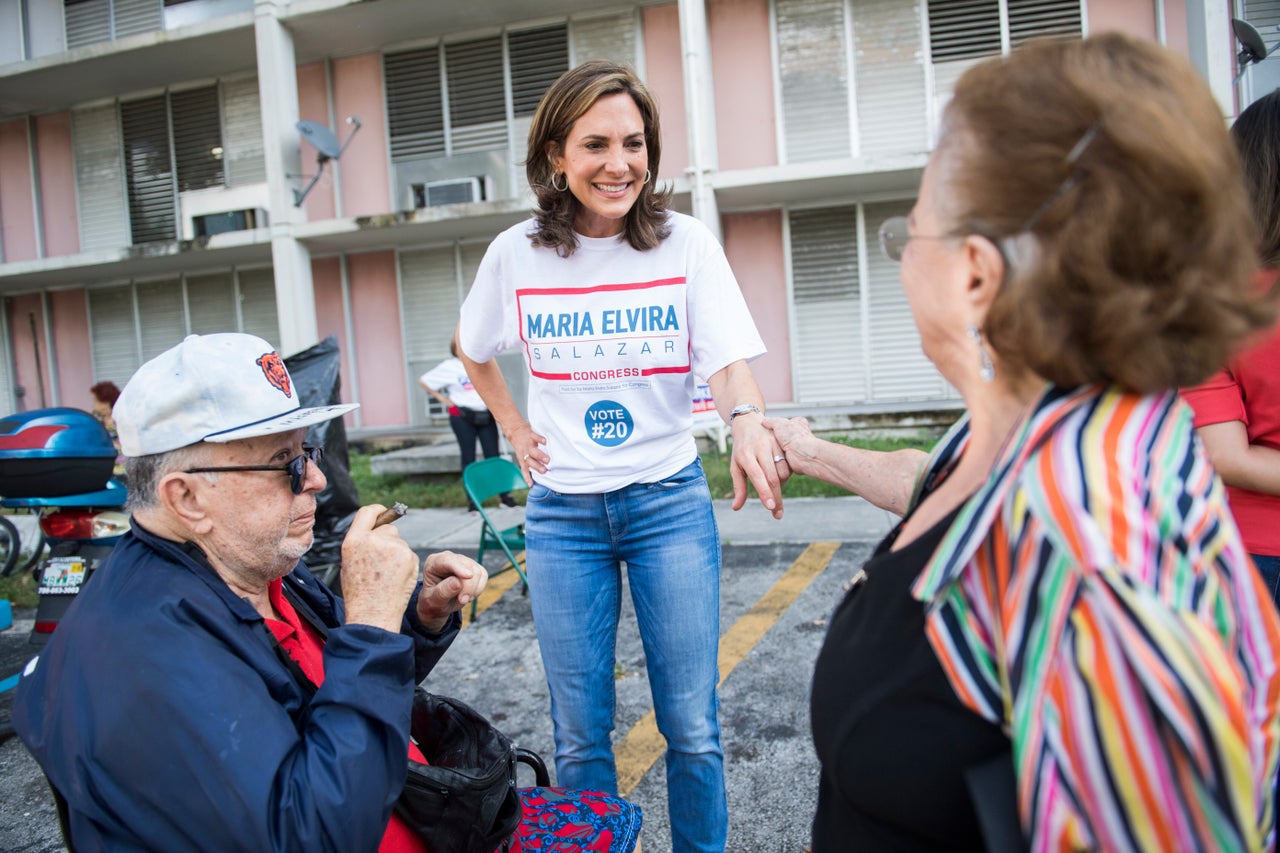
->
<box><xmin>373</xmin><ymin>502</ymin><xmax>408</xmax><ymax>528</ymax></box>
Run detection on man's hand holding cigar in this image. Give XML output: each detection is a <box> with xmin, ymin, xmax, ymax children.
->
<box><xmin>340</xmin><ymin>503</ymin><xmax>488</xmax><ymax>633</ymax></box>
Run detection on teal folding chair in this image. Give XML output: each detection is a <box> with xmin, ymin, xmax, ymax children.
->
<box><xmin>462</xmin><ymin>457</ymin><xmax>529</xmax><ymax>620</ymax></box>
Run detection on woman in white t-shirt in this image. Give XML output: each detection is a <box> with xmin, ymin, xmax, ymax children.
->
<box><xmin>418</xmin><ymin>340</ymin><xmax>515</xmax><ymax>512</ymax></box>
<box><xmin>456</xmin><ymin>60</ymin><xmax>786</xmax><ymax>853</ymax></box>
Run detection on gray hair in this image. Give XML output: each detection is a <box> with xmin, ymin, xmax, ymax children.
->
<box><xmin>124</xmin><ymin>444</ymin><xmax>212</xmax><ymax>512</ymax></box>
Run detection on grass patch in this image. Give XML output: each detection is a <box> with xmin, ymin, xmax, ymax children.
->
<box><xmin>349</xmin><ymin>433</ymin><xmax>937</xmax><ymax>509</ymax></box>
<box><xmin>0</xmin><ymin>571</ymin><xmax>38</xmax><ymax>609</ymax></box>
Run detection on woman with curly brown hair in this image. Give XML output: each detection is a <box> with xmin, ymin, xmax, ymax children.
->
<box><xmin>768</xmin><ymin>35</ymin><xmax>1280</xmax><ymax>851</ymax></box>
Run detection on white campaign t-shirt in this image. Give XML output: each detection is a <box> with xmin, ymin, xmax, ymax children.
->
<box><xmin>458</xmin><ymin>212</ymin><xmax>765</xmax><ymax>493</ymax></box>
<box><xmin>419</xmin><ymin>357</ymin><xmax>487</xmax><ymax>413</ymax></box>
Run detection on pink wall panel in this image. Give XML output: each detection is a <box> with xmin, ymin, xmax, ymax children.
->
<box><xmin>7</xmin><ymin>293</ymin><xmax>50</xmax><ymax>412</ymax></box>
<box><xmin>297</xmin><ymin>62</ymin><xmax>338</xmax><ymax>222</ymax></box>
<box><xmin>0</xmin><ymin>120</ymin><xmax>38</xmax><ymax>263</ymax></box>
<box><xmin>642</xmin><ymin>5</ymin><xmax>690</xmax><ymax>183</ymax></box>
<box><xmin>1086</xmin><ymin>0</ymin><xmax>1155</xmax><ymax>39</ymax></box>
<box><xmin>722</xmin><ymin>211</ymin><xmax>791</xmax><ymax>402</ymax></box>
<box><xmin>50</xmin><ymin>289</ymin><xmax>93</xmax><ymax>409</ymax></box>
<box><xmin>311</xmin><ymin>256</ymin><xmax>358</xmax><ymax>429</ymax></box>
<box><xmin>35</xmin><ymin>113</ymin><xmax>80</xmax><ymax>258</ymax></box>
<box><xmin>1085</xmin><ymin>1</ymin><xmax>1188</xmax><ymax>70</ymax></box>
<box><xmin>710</xmin><ymin>0</ymin><xmax>777</xmax><ymax>170</ymax></box>
<box><xmin>332</xmin><ymin>53</ymin><xmax>391</xmax><ymax>217</ymax></box>
<box><xmin>1162</xmin><ymin>2</ymin><xmax>1190</xmax><ymax>55</ymax></box>
<box><xmin>345</xmin><ymin>251</ymin><xmax>408</xmax><ymax>425</ymax></box>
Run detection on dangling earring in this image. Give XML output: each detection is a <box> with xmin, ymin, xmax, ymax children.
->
<box><xmin>551</xmin><ymin>172</ymin><xmax>567</xmax><ymax>192</ymax></box>
<box><xmin>967</xmin><ymin>324</ymin><xmax>995</xmax><ymax>383</ymax></box>
<box><xmin>643</xmin><ymin>169</ymin><xmax>652</xmax><ymax>185</ymax></box>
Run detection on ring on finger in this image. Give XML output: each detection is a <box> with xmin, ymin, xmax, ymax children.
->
<box><xmin>773</xmin><ymin>454</ymin><xmax>786</xmax><ymax>463</ymax></box>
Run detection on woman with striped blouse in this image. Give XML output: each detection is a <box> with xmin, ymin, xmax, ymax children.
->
<box><xmin>767</xmin><ymin>34</ymin><xmax>1280</xmax><ymax>852</ymax></box>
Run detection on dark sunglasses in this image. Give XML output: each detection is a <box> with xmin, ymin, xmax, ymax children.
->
<box><xmin>185</xmin><ymin>445</ymin><xmax>322</xmax><ymax>495</ymax></box>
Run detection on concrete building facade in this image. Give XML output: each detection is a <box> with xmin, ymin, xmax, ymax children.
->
<box><xmin>0</xmin><ymin>0</ymin><xmax>1276</xmax><ymax>438</ymax></box>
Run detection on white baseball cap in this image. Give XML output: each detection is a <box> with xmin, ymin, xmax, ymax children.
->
<box><xmin>114</xmin><ymin>333</ymin><xmax>359</xmax><ymax>457</ymax></box>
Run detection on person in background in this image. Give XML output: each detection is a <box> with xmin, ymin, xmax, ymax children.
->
<box><xmin>1183</xmin><ymin>87</ymin><xmax>1280</xmax><ymax>606</ymax></box>
<box><xmin>456</xmin><ymin>60</ymin><xmax>786</xmax><ymax>853</ymax></box>
<box><xmin>89</xmin><ymin>380</ymin><xmax>124</xmax><ymax>477</ymax></box>
<box><xmin>419</xmin><ymin>339</ymin><xmax>515</xmax><ymax>512</ymax></box>
<box><xmin>766</xmin><ymin>36</ymin><xmax>1280</xmax><ymax>851</ymax></box>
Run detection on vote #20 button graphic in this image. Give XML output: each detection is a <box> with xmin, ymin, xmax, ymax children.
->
<box><xmin>585</xmin><ymin>401</ymin><xmax>633</xmax><ymax>447</ymax></box>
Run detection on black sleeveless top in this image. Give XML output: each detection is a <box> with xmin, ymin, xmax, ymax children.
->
<box><xmin>809</xmin><ymin>506</ymin><xmax>1010</xmax><ymax>851</ymax></box>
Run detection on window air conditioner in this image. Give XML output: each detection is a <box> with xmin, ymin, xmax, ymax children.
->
<box><xmin>411</xmin><ymin>177</ymin><xmax>484</xmax><ymax>209</ymax></box>
<box><xmin>191</xmin><ymin>208</ymin><xmax>266</xmax><ymax>238</ymax></box>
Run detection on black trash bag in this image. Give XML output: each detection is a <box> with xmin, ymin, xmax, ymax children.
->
<box><xmin>284</xmin><ymin>336</ymin><xmax>359</xmax><ymax>592</ymax></box>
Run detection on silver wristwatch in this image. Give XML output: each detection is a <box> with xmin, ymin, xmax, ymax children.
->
<box><xmin>728</xmin><ymin>403</ymin><xmax>762</xmax><ymax>421</ymax></box>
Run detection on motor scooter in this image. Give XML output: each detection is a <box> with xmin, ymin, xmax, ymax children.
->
<box><xmin>0</xmin><ymin>407</ymin><xmax>130</xmax><ymax>646</ymax></box>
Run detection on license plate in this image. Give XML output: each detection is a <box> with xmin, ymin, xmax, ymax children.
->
<box><xmin>37</xmin><ymin>556</ymin><xmax>89</xmax><ymax>595</ymax></box>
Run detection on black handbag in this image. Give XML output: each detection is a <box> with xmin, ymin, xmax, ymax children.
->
<box><xmin>395</xmin><ymin>690</ymin><xmax>522</xmax><ymax>853</ymax></box>
<box><xmin>269</xmin><ymin>577</ymin><xmax>525</xmax><ymax>853</ymax></box>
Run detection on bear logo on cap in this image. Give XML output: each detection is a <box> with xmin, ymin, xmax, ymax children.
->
<box><xmin>256</xmin><ymin>351</ymin><xmax>293</xmax><ymax>398</ymax></box>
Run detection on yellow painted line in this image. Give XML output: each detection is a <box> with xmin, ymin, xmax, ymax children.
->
<box><xmin>461</xmin><ymin>552</ymin><xmax>525</xmax><ymax>628</ymax></box>
<box><xmin>614</xmin><ymin>542</ymin><xmax>841</xmax><ymax>796</ymax></box>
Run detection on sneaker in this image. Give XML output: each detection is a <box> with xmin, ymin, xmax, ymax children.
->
<box><xmin>500</xmin><ymin>494</ymin><xmax>517</xmax><ymax>508</ymax></box>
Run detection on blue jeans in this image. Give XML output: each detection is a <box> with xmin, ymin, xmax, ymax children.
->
<box><xmin>524</xmin><ymin>458</ymin><xmax>727</xmax><ymax>853</ymax></box>
<box><xmin>1252</xmin><ymin>554</ymin><xmax>1280</xmax><ymax>609</ymax></box>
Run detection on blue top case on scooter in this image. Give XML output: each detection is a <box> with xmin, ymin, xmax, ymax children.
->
<box><xmin>0</xmin><ymin>408</ymin><xmax>117</xmax><ymax>499</ymax></box>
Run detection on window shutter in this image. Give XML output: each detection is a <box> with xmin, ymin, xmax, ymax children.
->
<box><xmin>120</xmin><ymin>96</ymin><xmax>177</xmax><ymax>243</ymax></box>
<box><xmin>89</xmin><ymin>285</ymin><xmax>140</xmax><ymax>381</ymax></box>
<box><xmin>399</xmin><ymin>246</ymin><xmax>463</xmax><ymax>425</ymax></box>
<box><xmin>171</xmin><ymin>86</ymin><xmax>224</xmax><ymax>192</ymax></box>
<box><xmin>852</xmin><ymin>0</ymin><xmax>929</xmax><ymax>157</ymax></box>
<box><xmin>927</xmin><ymin>0</ymin><xmax>1001</xmax><ymax>62</ymax></box>
<box><xmin>73</xmin><ymin>104</ymin><xmax>130</xmax><ymax>250</ymax></box>
<box><xmin>186</xmin><ymin>271</ymin><xmax>237</xmax><ymax>334</ymax></box>
<box><xmin>221</xmin><ymin>77</ymin><xmax>265</xmax><ymax>186</ymax></box>
<box><xmin>64</xmin><ymin>0</ymin><xmax>111</xmax><ymax>48</ymax></box>
<box><xmin>862</xmin><ymin>201</ymin><xmax>956</xmax><ymax>403</ymax></box>
<box><xmin>509</xmin><ymin>25</ymin><xmax>569</xmax><ymax>117</ymax></box>
<box><xmin>236</xmin><ymin>268</ymin><xmax>279</xmax><ymax>348</ymax></box>
<box><xmin>112</xmin><ymin>0</ymin><xmax>160</xmax><ymax>38</ymax></box>
<box><xmin>445</xmin><ymin>36</ymin><xmax>507</xmax><ymax>153</ymax></box>
<box><xmin>790</xmin><ymin>206</ymin><xmax>865</xmax><ymax>402</ymax></box>
<box><xmin>135</xmin><ymin>278</ymin><xmax>185</xmax><ymax>361</ymax></box>
<box><xmin>1007</xmin><ymin>0</ymin><xmax>1081</xmax><ymax>46</ymax></box>
<box><xmin>571</xmin><ymin>11</ymin><xmax>638</xmax><ymax>66</ymax></box>
<box><xmin>776</xmin><ymin>0</ymin><xmax>852</xmax><ymax>163</ymax></box>
<box><xmin>385</xmin><ymin>46</ymin><xmax>445</xmax><ymax>162</ymax></box>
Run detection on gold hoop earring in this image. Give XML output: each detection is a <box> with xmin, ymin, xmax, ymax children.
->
<box><xmin>551</xmin><ymin>172</ymin><xmax>568</xmax><ymax>192</ymax></box>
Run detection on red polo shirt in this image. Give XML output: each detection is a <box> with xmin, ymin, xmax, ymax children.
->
<box><xmin>265</xmin><ymin>579</ymin><xmax>429</xmax><ymax>853</ymax></box>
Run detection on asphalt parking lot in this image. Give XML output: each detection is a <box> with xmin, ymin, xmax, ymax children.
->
<box><xmin>0</xmin><ymin>497</ymin><xmax>890</xmax><ymax>852</ymax></box>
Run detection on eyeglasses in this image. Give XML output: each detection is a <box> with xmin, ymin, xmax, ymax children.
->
<box><xmin>877</xmin><ymin>217</ymin><xmax>958</xmax><ymax>263</ymax></box>
<box><xmin>185</xmin><ymin>445</ymin><xmax>322</xmax><ymax>495</ymax></box>
<box><xmin>879</xmin><ymin>122</ymin><xmax>1103</xmax><ymax>264</ymax></box>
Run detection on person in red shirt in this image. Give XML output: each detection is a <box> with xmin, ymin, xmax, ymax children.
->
<box><xmin>1184</xmin><ymin>89</ymin><xmax>1280</xmax><ymax>605</ymax></box>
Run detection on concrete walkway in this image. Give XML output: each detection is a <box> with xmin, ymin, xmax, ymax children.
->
<box><xmin>393</xmin><ymin>494</ymin><xmax>899</xmax><ymax>552</ymax></box>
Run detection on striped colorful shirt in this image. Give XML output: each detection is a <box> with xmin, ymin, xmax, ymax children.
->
<box><xmin>910</xmin><ymin>384</ymin><xmax>1280</xmax><ymax>852</ymax></box>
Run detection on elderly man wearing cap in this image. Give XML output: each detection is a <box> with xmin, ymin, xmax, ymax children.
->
<box><xmin>11</xmin><ymin>333</ymin><xmax>489</xmax><ymax>851</ymax></box>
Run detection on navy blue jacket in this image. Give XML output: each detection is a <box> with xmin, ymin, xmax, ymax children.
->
<box><xmin>13</xmin><ymin>520</ymin><xmax>460</xmax><ymax>852</ymax></box>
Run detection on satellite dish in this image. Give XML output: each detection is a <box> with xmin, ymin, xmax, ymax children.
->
<box><xmin>297</xmin><ymin>120</ymin><xmax>343</xmax><ymax>160</ymax></box>
<box><xmin>291</xmin><ymin>116</ymin><xmax>363</xmax><ymax>206</ymax></box>
<box><xmin>1234</xmin><ymin>18</ymin><xmax>1270</xmax><ymax>65</ymax></box>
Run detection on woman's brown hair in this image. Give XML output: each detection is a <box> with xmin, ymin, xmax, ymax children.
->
<box><xmin>525</xmin><ymin>60</ymin><xmax>672</xmax><ymax>257</ymax></box>
<box><xmin>1233</xmin><ymin>87</ymin><xmax>1280</xmax><ymax>268</ymax></box>
<box><xmin>941</xmin><ymin>33</ymin><xmax>1272</xmax><ymax>392</ymax></box>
